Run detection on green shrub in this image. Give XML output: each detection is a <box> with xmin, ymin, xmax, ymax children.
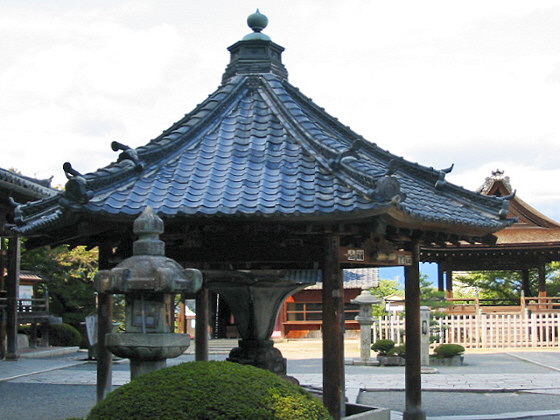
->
<box><xmin>371</xmin><ymin>339</ymin><xmax>395</xmax><ymax>356</ymax></box>
<box><xmin>387</xmin><ymin>344</ymin><xmax>406</xmax><ymax>358</ymax></box>
<box><xmin>48</xmin><ymin>323</ymin><xmax>82</xmax><ymax>347</ymax></box>
<box><xmin>433</xmin><ymin>344</ymin><xmax>465</xmax><ymax>358</ymax></box>
<box><xmin>87</xmin><ymin>361</ymin><xmax>332</xmax><ymax>420</ymax></box>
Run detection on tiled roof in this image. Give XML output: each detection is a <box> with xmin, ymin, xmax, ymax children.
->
<box><xmin>0</xmin><ymin>167</ymin><xmax>56</xmax><ymax>202</ymax></box>
<box><xmin>305</xmin><ymin>268</ymin><xmax>379</xmax><ymax>290</ymax></box>
<box><xmin>11</xmin><ymin>17</ymin><xmax>513</xmax><ymax>238</ymax></box>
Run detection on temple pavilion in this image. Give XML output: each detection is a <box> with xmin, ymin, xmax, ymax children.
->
<box><xmin>422</xmin><ymin>170</ymin><xmax>560</xmax><ymax>314</ymax></box>
<box><xmin>8</xmin><ymin>11</ymin><xmax>514</xmax><ymax>420</ymax></box>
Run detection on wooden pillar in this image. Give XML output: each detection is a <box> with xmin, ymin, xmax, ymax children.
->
<box><xmin>0</xmin><ymin>237</ymin><xmax>6</xmax><ymax>290</ymax></box>
<box><xmin>538</xmin><ymin>264</ymin><xmax>547</xmax><ymax>297</ymax></box>
<box><xmin>445</xmin><ymin>270</ymin><xmax>453</xmax><ymax>299</ymax></box>
<box><xmin>6</xmin><ymin>237</ymin><xmax>20</xmax><ymax>360</ymax></box>
<box><xmin>195</xmin><ymin>287</ymin><xmax>209</xmax><ymax>361</ymax></box>
<box><xmin>178</xmin><ymin>298</ymin><xmax>186</xmax><ymax>334</ymax></box>
<box><xmin>521</xmin><ymin>269</ymin><xmax>531</xmax><ymax>298</ymax></box>
<box><xmin>322</xmin><ymin>232</ymin><xmax>345</xmax><ymax>420</ymax></box>
<box><xmin>404</xmin><ymin>241</ymin><xmax>426</xmax><ymax>420</ymax></box>
<box><xmin>97</xmin><ymin>244</ymin><xmax>113</xmax><ymax>402</ymax></box>
<box><xmin>437</xmin><ymin>265</ymin><xmax>444</xmax><ymax>292</ymax></box>
<box><xmin>1</xmin><ymin>237</ymin><xmax>7</xmax><ymax>359</ymax></box>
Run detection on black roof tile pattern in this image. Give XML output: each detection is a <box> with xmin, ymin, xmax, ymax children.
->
<box><xmin>11</xmin><ymin>14</ymin><xmax>513</xmax><ymax>238</ymax></box>
<box><xmin>0</xmin><ymin>167</ymin><xmax>57</xmax><ymax>202</ymax></box>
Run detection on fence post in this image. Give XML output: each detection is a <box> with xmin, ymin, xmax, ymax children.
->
<box><xmin>531</xmin><ymin>312</ymin><xmax>538</xmax><ymax>348</ymax></box>
<box><xmin>481</xmin><ymin>314</ymin><xmax>487</xmax><ymax>348</ymax></box>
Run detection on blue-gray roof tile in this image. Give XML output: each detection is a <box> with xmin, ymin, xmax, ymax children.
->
<box><xmin>13</xmin><ymin>49</ymin><xmax>512</xmax><ymax>237</ymax></box>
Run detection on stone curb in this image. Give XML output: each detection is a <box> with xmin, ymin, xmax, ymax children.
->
<box><xmin>427</xmin><ymin>409</ymin><xmax>560</xmax><ymax>420</ymax></box>
<box><xmin>20</xmin><ymin>346</ymin><xmax>80</xmax><ymax>359</ymax></box>
<box><xmin>506</xmin><ymin>352</ymin><xmax>560</xmax><ymax>373</ymax></box>
<box><xmin>0</xmin><ymin>361</ymin><xmax>87</xmax><ymax>383</ymax></box>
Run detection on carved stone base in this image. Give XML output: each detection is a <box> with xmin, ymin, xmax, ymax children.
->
<box><xmin>227</xmin><ymin>339</ymin><xmax>286</xmax><ymax>375</ymax></box>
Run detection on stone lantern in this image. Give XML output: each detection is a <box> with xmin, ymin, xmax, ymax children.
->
<box><xmin>95</xmin><ymin>207</ymin><xmax>202</xmax><ymax>379</ymax></box>
<box><xmin>350</xmin><ymin>289</ymin><xmax>381</xmax><ymax>363</ymax></box>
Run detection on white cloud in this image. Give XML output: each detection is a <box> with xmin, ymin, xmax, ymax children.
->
<box><xmin>1</xmin><ymin>0</ymin><xmax>559</xmax><ymax>222</ymax></box>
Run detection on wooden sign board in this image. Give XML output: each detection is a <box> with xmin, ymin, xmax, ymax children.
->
<box><xmin>340</xmin><ymin>247</ymin><xmax>412</xmax><ymax>266</ymax></box>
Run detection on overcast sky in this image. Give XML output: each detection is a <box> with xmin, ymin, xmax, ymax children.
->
<box><xmin>2</xmin><ymin>0</ymin><xmax>560</xmax><ymax>222</ymax></box>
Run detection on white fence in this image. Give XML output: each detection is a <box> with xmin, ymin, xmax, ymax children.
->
<box><xmin>373</xmin><ymin>313</ymin><xmax>560</xmax><ymax>349</ymax></box>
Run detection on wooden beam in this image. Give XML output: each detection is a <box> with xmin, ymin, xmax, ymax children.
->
<box><xmin>195</xmin><ymin>287</ymin><xmax>209</xmax><ymax>361</ymax></box>
<box><xmin>445</xmin><ymin>270</ymin><xmax>453</xmax><ymax>299</ymax></box>
<box><xmin>322</xmin><ymin>232</ymin><xmax>345</xmax><ymax>419</ymax></box>
<box><xmin>404</xmin><ymin>241</ymin><xmax>426</xmax><ymax>420</ymax></box>
<box><xmin>6</xmin><ymin>237</ymin><xmax>20</xmax><ymax>360</ymax></box>
<box><xmin>538</xmin><ymin>264</ymin><xmax>547</xmax><ymax>296</ymax></box>
<box><xmin>437</xmin><ymin>265</ymin><xmax>444</xmax><ymax>292</ymax></box>
<box><xmin>97</xmin><ymin>244</ymin><xmax>113</xmax><ymax>402</ymax></box>
<box><xmin>521</xmin><ymin>269</ymin><xmax>531</xmax><ymax>297</ymax></box>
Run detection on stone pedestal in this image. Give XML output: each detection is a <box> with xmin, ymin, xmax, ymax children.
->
<box><xmin>228</xmin><ymin>339</ymin><xmax>286</xmax><ymax>375</ymax></box>
<box><xmin>206</xmin><ymin>270</ymin><xmax>312</xmax><ymax>375</ymax></box>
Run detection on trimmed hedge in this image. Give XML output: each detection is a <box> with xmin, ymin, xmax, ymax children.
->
<box><xmin>433</xmin><ymin>344</ymin><xmax>465</xmax><ymax>358</ymax></box>
<box><xmin>371</xmin><ymin>339</ymin><xmax>395</xmax><ymax>356</ymax></box>
<box><xmin>87</xmin><ymin>361</ymin><xmax>333</xmax><ymax>420</ymax></box>
<box><xmin>387</xmin><ymin>344</ymin><xmax>406</xmax><ymax>358</ymax></box>
<box><xmin>49</xmin><ymin>323</ymin><xmax>82</xmax><ymax>347</ymax></box>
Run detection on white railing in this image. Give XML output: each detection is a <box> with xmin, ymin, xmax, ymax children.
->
<box><xmin>373</xmin><ymin>312</ymin><xmax>560</xmax><ymax>349</ymax></box>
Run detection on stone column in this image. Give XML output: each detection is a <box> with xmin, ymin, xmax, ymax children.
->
<box><xmin>350</xmin><ymin>290</ymin><xmax>380</xmax><ymax>363</ymax></box>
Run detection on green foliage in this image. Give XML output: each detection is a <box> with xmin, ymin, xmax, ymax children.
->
<box><xmin>387</xmin><ymin>344</ymin><xmax>406</xmax><ymax>358</ymax></box>
<box><xmin>48</xmin><ymin>323</ymin><xmax>82</xmax><ymax>347</ymax></box>
<box><xmin>370</xmin><ymin>279</ymin><xmax>402</xmax><ymax>316</ymax></box>
<box><xmin>457</xmin><ymin>263</ymin><xmax>560</xmax><ymax>300</ymax></box>
<box><xmin>20</xmin><ymin>243</ymin><xmax>99</xmax><ymax>328</ymax></box>
<box><xmin>371</xmin><ymin>339</ymin><xmax>395</xmax><ymax>356</ymax></box>
<box><xmin>419</xmin><ymin>275</ymin><xmax>449</xmax><ymax>311</ymax></box>
<box><xmin>433</xmin><ymin>344</ymin><xmax>465</xmax><ymax>359</ymax></box>
<box><xmin>87</xmin><ymin>361</ymin><xmax>332</xmax><ymax>420</ymax></box>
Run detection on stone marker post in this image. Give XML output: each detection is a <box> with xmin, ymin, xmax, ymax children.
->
<box><xmin>420</xmin><ymin>306</ymin><xmax>430</xmax><ymax>366</ymax></box>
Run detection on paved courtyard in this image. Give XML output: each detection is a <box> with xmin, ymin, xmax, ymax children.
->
<box><xmin>1</xmin><ymin>340</ymin><xmax>560</xmax><ymax>419</ymax></box>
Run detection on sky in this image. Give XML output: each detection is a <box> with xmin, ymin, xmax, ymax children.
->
<box><xmin>2</xmin><ymin>1</ymin><xmax>560</xmax><ymax>281</ymax></box>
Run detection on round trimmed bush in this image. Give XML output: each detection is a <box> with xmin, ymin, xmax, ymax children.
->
<box><xmin>387</xmin><ymin>344</ymin><xmax>406</xmax><ymax>358</ymax></box>
<box><xmin>48</xmin><ymin>323</ymin><xmax>82</xmax><ymax>347</ymax></box>
<box><xmin>87</xmin><ymin>361</ymin><xmax>332</xmax><ymax>420</ymax></box>
<box><xmin>371</xmin><ymin>339</ymin><xmax>395</xmax><ymax>356</ymax></box>
<box><xmin>433</xmin><ymin>343</ymin><xmax>465</xmax><ymax>358</ymax></box>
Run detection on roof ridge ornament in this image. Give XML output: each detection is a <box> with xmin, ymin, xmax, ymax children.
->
<box><xmin>244</xmin><ymin>9</ymin><xmax>271</xmax><ymax>41</ymax></box>
<box><xmin>435</xmin><ymin>164</ymin><xmax>454</xmax><ymax>189</ymax></box>
<box><xmin>111</xmin><ymin>141</ymin><xmax>143</xmax><ymax>172</ymax></box>
<box><xmin>222</xmin><ymin>10</ymin><xmax>288</xmax><ymax>82</ymax></box>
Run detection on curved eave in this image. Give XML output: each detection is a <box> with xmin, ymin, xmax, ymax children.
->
<box><xmin>385</xmin><ymin>206</ymin><xmax>514</xmax><ymax>238</ymax></box>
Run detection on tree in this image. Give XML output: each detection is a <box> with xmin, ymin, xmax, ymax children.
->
<box><xmin>21</xmin><ymin>242</ymin><xmax>98</xmax><ymax>328</ymax></box>
<box><xmin>370</xmin><ymin>278</ymin><xmax>401</xmax><ymax>316</ymax></box>
<box><xmin>455</xmin><ymin>263</ymin><xmax>560</xmax><ymax>301</ymax></box>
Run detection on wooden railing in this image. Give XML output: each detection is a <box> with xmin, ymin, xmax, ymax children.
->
<box><xmin>0</xmin><ymin>296</ymin><xmax>49</xmax><ymax>316</ymax></box>
<box><xmin>374</xmin><ymin>312</ymin><xmax>560</xmax><ymax>349</ymax></box>
<box><xmin>521</xmin><ymin>296</ymin><xmax>560</xmax><ymax>312</ymax></box>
